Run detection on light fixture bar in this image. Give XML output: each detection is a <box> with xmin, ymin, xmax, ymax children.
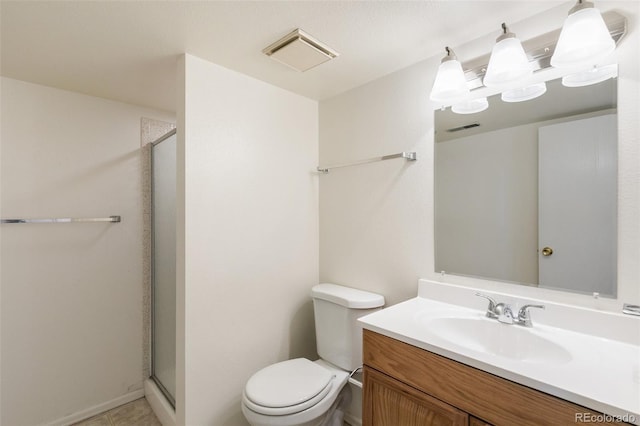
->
<box><xmin>461</xmin><ymin>11</ymin><xmax>626</xmax><ymax>91</ymax></box>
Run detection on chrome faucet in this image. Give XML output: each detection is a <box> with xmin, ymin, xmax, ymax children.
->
<box><xmin>475</xmin><ymin>293</ymin><xmax>545</xmax><ymax>327</ymax></box>
<box><xmin>498</xmin><ymin>305</ymin><xmax>515</xmax><ymax>324</ymax></box>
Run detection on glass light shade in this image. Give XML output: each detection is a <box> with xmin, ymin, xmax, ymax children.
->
<box><xmin>483</xmin><ymin>37</ymin><xmax>532</xmax><ymax>88</ymax></box>
<box><xmin>452</xmin><ymin>98</ymin><xmax>489</xmax><ymax>114</ymax></box>
<box><xmin>551</xmin><ymin>7</ymin><xmax>615</xmax><ymax>69</ymax></box>
<box><xmin>501</xmin><ymin>82</ymin><xmax>547</xmax><ymax>103</ymax></box>
<box><xmin>562</xmin><ymin>63</ymin><xmax>618</xmax><ymax>87</ymax></box>
<box><xmin>430</xmin><ymin>59</ymin><xmax>470</xmax><ymax>104</ymax></box>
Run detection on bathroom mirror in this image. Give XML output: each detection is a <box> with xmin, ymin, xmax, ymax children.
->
<box><xmin>434</xmin><ymin>76</ymin><xmax>618</xmax><ymax>297</ymax></box>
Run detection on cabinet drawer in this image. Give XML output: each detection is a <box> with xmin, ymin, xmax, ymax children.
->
<box><xmin>363</xmin><ymin>330</ymin><xmax>624</xmax><ymax>426</ymax></box>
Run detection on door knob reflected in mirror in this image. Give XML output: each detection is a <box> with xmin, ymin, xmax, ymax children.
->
<box><xmin>541</xmin><ymin>247</ymin><xmax>554</xmax><ymax>256</ymax></box>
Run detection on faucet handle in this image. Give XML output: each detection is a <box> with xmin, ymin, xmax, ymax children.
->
<box><xmin>475</xmin><ymin>293</ymin><xmax>498</xmax><ymax>318</ymax></box>
<box><xmin>517</xmin><ymin>304</ymin><xmax>545</xmax><ymax>327</ymax></box>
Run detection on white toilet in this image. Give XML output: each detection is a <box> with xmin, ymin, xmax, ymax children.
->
<box><xmin>241</xmin><ymin>283</ymin><xmax>385</xmax><ymax>426</ymax></box>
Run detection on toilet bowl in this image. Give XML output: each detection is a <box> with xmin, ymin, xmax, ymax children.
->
<box><xmin>241</xmin><ymin>284</ymin><xmax>385</xmax><ymax>426</ymax></box>
<box><xmin>241</xmin><ymin>359</ymin><xmax>349</xmax><ymax>426</ymax></box>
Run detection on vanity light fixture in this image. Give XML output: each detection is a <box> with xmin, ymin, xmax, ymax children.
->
<box><xmin>429</xmin><ymin>47</ymin><xmax>470</xmax><ymax>104</ymax></box>
<box><xmin>430</xmin><ymin>10</ymin><xmax>625</xmax><ymax>110</ymax></box>
<box><xmin>483</xmin><ymin>23</ymin><xmax>532</xmax><ymax>88</ymax></box>
<box><xmin>551</xmin><ymin>0</ymin><xmax>615</xmax><ymax>69</ymax></box>
<box><xmin>501</xmin><ymin>82</ymin><xmax>547</xmax><ymax>103</ymax></box>
<box><xmin>452</xmin><ymin>97</ymin><xmax>489</xmax><ymax>114</ymax></box>
<box><xmin>562</xmin><ymin>63</ymin><xmax>618</xmax><ymax>87</ymax></box>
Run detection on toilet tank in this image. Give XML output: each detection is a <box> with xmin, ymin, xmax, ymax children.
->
<box><xmin>311</xmin><ymin>283</ymin><xmax>385</xmax><ymax>371</ymax></box>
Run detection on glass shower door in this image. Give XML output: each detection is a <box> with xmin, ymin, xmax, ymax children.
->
<box><xmin>151</xmin><ymin>130</ymin><xmax>176</xmax><ymax>405</ymax></box>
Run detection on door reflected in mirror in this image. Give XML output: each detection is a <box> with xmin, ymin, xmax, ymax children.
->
<box><xmin>434</xmin><ymin>76</ymin><xmax>617</xmax><ymax>297</ymax></box>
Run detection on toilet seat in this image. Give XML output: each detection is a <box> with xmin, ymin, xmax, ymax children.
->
<box><xmin>242</xmin><ymin>359</ymin><xmax>351</xmax><ymax>426</ymax></box>
<box><xmin>243</xmin><ymin>358</ymin><xmax>334</xmax><ymax>416</ymax></box>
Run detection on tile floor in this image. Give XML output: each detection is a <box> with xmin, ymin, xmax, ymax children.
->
<box><xmin>72</xmin><ymin>398</ymin><xmax>161</xmax><ymax>426</ymax></box>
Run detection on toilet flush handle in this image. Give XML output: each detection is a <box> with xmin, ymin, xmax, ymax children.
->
<box><xmin>348</xmin><ymin>367</ymin><xmax>363</xmax><ymax>388</ymax></box>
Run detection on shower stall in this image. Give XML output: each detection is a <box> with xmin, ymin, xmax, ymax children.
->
<box><xmin>150</xmin><ymin>129</ymin><xmax>177</xmax><ymax>407</ymax></box>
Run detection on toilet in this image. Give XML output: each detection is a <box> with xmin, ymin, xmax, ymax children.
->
<box><xmin>241</xmin><ymin>283</ymin><xmax>385</xmax><ymax>426</ymax></box>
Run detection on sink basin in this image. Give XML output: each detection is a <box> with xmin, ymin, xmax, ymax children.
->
<box><xmin>424</xmin><ymin>317</ymin><xmax>573</xmax><ymax>364</ymax></box>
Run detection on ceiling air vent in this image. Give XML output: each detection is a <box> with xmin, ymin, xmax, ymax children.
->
<box><xmin>263</xmin><ymin>29</ymin><xmax>339</xmax><ymax>72</ymax></box>
<box><xmin>446</xmin><ymin>123</ymin><xmax>481</xmax><ymax>133</ymax></box>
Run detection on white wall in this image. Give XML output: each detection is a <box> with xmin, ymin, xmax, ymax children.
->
<box><xmin>319</xmin><ymin>61</ymin><xmax>431</xmax><ymax>306</ymax></box>
<box><xmin>319</xmin><ymin>1</ymin><xmax>640</xmax><ymax>311</ymax></box>
<box><xmin>177</xmin><ymin>54</ymin><xmax>319</xmax><ymax>426</ymax></box>
<box><xmin>0</xmin><ymin>77</ymin><xmax>174</xmax><ymax>426</ymax></box>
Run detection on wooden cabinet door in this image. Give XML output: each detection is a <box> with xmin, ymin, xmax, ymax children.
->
<box><xmin>363</xmin><ymin>366</ymin><xmax>468</xmax><ymax>426</ymax></box>
<box><xmin>470</xmin><ymin>416</ymin><xmax>493</xmax><ymax>426</ymax></box>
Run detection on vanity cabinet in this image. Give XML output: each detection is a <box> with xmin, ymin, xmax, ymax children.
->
<box><xmin>363</xmin><ymin>330</ymin><xmax>628</xmax><ymax>426</ymax></box>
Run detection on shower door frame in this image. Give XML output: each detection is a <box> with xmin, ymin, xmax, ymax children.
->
<box><xmin>150</xmin><ymin>128</ymin><xmax>177</xmax><ymax>408</ymax></box>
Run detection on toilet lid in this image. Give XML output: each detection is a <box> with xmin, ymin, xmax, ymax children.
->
<box><xmin>245</xmin><ymin>358</ymin><xmax>333</xmax><ymax>409</ymax></box>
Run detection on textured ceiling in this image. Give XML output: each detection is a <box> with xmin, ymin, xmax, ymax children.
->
<box><xmin>1</xmin><ymin>1</ymin><xmax>563</xmax><ymax>112</ymax></box>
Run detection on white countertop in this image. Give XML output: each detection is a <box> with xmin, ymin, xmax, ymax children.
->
<box><xmin>359</xmin><ymin>284</ymin><xmax>640</xmax><ymax>424</ymax></box>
